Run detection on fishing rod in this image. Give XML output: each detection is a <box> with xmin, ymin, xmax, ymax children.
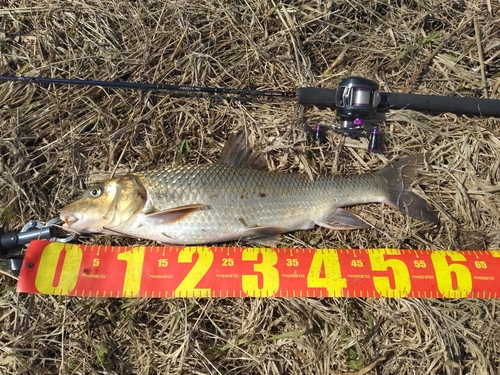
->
<box><xmin>1</xmin><ymin>75</ymin><xmax>500</xmax><ymax>152</ymax></box>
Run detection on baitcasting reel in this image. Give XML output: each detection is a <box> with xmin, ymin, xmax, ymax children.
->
<box><xmin>333</xmin><ymin>77</ymin><xmax>383</xmax><ymax>152</ymax></box>
<box><xmin>299</xmin><ymin>77</ymin><xmax>385</xmax><ymax>152</ymax></box>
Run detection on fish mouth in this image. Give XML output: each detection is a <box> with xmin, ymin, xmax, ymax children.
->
<box><xmin>61</xmin><ymin>214</ymin><xmax>79</xmax><ymax>228</ymax></box>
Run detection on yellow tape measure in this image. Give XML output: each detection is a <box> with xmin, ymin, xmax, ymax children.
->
<box><xmin>17</xmin><ymin>241</ymin><xmax>500</xmax><ymax>298</ymax></box>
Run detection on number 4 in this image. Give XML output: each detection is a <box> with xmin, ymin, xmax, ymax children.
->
<box><xmin>307</xmin><ymin>250</ymin><xmax>347</xmax><ymax>297</ymax></box>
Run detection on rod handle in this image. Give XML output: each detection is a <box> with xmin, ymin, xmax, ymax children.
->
<box><xmin>297</xmin><ymin>87</ymin><xmax>337</xmax><ymax>108</ymax></box>
<box><xmin>387</xmin><ymin>92</ymin><xmax>500</xmax><ymax>117</ymax></box>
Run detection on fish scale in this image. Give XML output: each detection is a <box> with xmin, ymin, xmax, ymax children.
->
<box><xmin>131</xmin><ymin>163</ymin><xmax>388</xmax><ymax>244</ymax></box>
<box><xmin>60</xmin><ymin>134</ymin><xmax>437</xmax><ymax>246</ymax></box>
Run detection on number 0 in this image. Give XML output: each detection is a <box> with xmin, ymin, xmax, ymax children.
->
<box><xmin>35</xmin><ymin>243</ymin><xmax>83</xmax><ymax>295</ymax></box>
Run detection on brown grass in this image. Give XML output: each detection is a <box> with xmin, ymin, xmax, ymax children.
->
<box><xmin>1</xmin><ymin>0</ymin><xmax>500</xmax><ymax>374</ymax></box>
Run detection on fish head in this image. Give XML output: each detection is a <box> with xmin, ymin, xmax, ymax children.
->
<box><xmin>60</xmin><ymin>175</ymin><xmax>147</xmax><ymax>234</ymax></box>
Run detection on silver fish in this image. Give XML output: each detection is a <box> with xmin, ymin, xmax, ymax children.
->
<box><xmin>60</xmin><ymin>134</ymin><xmax>437</xmax><ymax>246</ymax></box>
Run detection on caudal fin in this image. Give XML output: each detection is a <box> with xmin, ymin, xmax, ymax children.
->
<box><xmin>376</xmin><ymin>155</ymin><xmax>438</xmax><ymax>224</ymax></box>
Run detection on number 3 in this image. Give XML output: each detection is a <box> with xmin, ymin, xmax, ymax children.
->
<box><xmin>242</xmin><ymin>249</ymin><xmax>279</xmax><ymax>296</ymax></box>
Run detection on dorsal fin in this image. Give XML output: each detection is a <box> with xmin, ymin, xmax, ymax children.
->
<box><xmin>218</xmin><ymin>133</ymin><xmax>268</xmax><ymax>171</ymax></box>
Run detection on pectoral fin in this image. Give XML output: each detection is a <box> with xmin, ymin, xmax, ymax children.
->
<box><xmin>316</xmin><ymin>208</ymin><xmax>369</xmax><ymax>230</ymax></box>
<box><xmin>145</xmin><ymin>204</ymin><xmax>209</xmax><ymax>223</ymax></box>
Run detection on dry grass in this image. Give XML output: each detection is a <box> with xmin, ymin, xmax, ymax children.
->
<box><xmin>1</xmin><ymin>0</ymin><xmax>500</xmax><ymax>373</ymax></box>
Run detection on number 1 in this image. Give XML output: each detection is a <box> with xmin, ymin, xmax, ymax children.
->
<box><xmin>117</xmin><ymin>247</ymin><xmax>146</xmax><ymax>297</ymax></box>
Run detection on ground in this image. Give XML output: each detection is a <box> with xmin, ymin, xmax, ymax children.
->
<box><xmin>1</xmin><ymin>0</ymin><xmax>500</xmax><ymax>374</ymax></box>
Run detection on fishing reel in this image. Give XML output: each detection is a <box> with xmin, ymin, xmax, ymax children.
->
<box><xmin>330</xmin><ymin>77</ymin><xmax>383</xmax><ymax>152</ymax></box>
<box><xmin>299</xmin><ymin>77</ymin><xmax>385</xmax><ymax>152</ymax></box>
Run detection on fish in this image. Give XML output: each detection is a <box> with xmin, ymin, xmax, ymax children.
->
<box><xmin>60</xmin><ymin>133</ymin><xmax>437</xmax><ymax>246</ymax></box>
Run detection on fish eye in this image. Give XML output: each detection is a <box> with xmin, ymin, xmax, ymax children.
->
<box><xmin>89</xmin><ymin>187</ymin><xmax>102</xmax><ymax>198</ymax></box>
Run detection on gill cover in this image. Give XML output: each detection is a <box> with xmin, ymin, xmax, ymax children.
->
<box><xmin>104</xmin><ymin>175</ymin><xmax>148</xmax><ymax>229</ymax></box>
<box><xmin>61</xmin><ymin>175</ymin><xmax>147</xmax><ymax>232</ymax></box>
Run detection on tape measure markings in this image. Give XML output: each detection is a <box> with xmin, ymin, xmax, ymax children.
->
<box><xmin>17</xmin><ymin>241</ymin><xmax>500</xmax><ymax>298</ymax></box>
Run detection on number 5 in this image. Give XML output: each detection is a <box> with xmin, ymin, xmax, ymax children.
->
<box><xmin>368</xmin><ymin>249</ymin><xmax>411</xmax><ymax>297</ymax></box>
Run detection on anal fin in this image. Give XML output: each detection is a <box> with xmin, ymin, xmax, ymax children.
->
<box><xmin>242</xmin><ymin>226</ymin><xmax>284</xmax><ymax>247</ymax></box>
<box><xmin>316</xmin><ymin>208</ymin><xmax>369</xmax><ymax>230</ymax></box>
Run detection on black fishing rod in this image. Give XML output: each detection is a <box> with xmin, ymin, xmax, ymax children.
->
<box><xmin>2</xmin><ymin>75</ymin><xmax>500</xmax><ymax>152</ymax></box>
<box><xmin>0</xmin><ymin>75</ymin><xmax>296</xmax><ymax>99</ymax></box>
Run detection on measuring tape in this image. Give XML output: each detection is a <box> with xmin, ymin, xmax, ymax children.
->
<box><xmin>17</xmin><ymin>240</ymin><xmax>500</xmax><ymax>298</ymax></box>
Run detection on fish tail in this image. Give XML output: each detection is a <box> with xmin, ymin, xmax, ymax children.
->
<box><xmin>376</xmin><ymin>155</ymin><xmax>438</xmax><ymax>224</ymax></box>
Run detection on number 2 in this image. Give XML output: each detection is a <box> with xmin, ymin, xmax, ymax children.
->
<box><xmin>174</xmin><ymin>247</ymin><xmax>213</xmax><ymax>297</ymax></box>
